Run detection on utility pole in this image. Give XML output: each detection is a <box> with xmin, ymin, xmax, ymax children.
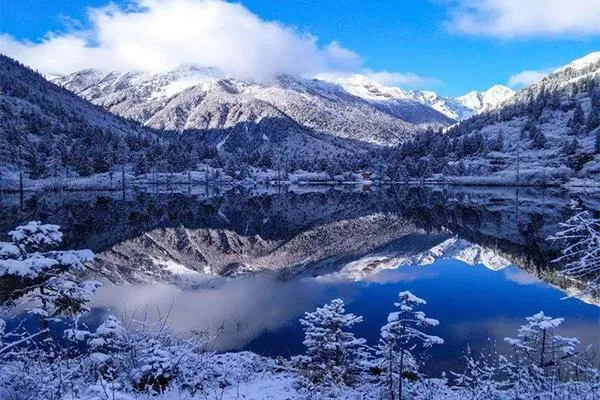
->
<box><xmin>18</xmin><ymin>145</ymin><xmax>24</xmax><ymax>210</ymax></box>
<box><xmin>516</xmin><ymin>142</ymin><xmax>521</xmax><ymax>185</ymax></box>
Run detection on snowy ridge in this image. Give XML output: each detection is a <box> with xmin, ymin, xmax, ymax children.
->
<box><xmin>331</xmin><ymin>236</ymin><xmax>511</xmax><ymax>281</ymax></box>
<box><xmin>556</xmin><ymin>52</ymin><xmax>600</xmax><ymax>73</ymax></box>
<box><xmin>327</xmin><ymin>74</ymin><xmax>514</xmax><ymax>121</ymax></box>
<box><xmin>455</xmin><ymin>85</ymin><xmax>516</xmax><ymax>116</ymax></box>
<box><xmin>512</xmin><ymin>53</ymin><xmax>600</xmax><ymax>102</ymax></box>
<box><xmin>402</xmin><ymin>51</ymin><xmax>600</xmax><ymax>186</ymax></box>
<box><xmin>53</xmin><ymin>67</ymin><xmax>454</xmax><ymax>146</ymax></box>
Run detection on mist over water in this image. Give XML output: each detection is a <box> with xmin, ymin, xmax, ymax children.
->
<box><xmin>91</xmin><ymin>276</ymin><xmax>331</xmax><ymax>350</ymax></box>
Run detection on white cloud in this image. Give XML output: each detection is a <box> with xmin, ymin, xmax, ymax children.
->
<box><xmin>445</xmin><ymin>0</ymin><xmax>600</xmax><ymax>38</ymax></box>
<box><xmin>508</xmin><ymin>69</ymin><xmax>549</xmax><ymax>87</ymax></box>
<box><xmin>316</xmin><ymin>69</ymin><xmax>437</xmax><ymax>90</ymax></box>
<box><xmin>362</xmin><ymin>70</ymin><xmax>439</xmax><ymax>87</ymax></box>
<box><xmin>0</xmin><ymin>0</ymin><xmax>364</xmax><ymax>79</ymax></box>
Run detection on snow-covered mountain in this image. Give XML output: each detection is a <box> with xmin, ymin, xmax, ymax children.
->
<box><xmin>330</xmin><ymin>237</ymin><xmax>511</xmax><ymax>281</ymax></box>
<box><xmin>555</xmin><ymin>51</ymin><xmax>600</xmax><ymax>74</ymax></box>
<box><xmin>455</xmin><ymin>85</ymin><xmax>516</xmax><ymax>117</ymax></box>
<box><xmin>0</xmin><ymin>55</ymin><xmax>158</xmax><ymax>176</ymax></box>
<box><xmin>53</xmin><ymin>67</ymin><xmax>453</xmax><ymax>146</ymax></box>
<box><xmin>0</xmin><ymin>56</ymin><xmax>372</xmax><ymax>181</ymax></box>
<box><xmin>323</xmin><ymin>75</ymin><xmax>456</xmax><ymax>124</ymax></box>
<box><xmin>396</xmin><ymin>51</ymin><xmax>600</xmax><ymax>185</ymax></box>
<box><xmin>329</xmin><ymin>74</ymin><xmax>515</xmax><ymax>121</ymax></box>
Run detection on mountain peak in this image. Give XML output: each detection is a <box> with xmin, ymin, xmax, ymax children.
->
<box><xmin>456</xmin><ymin>85</ymin><xmax>515</xmax><ymax>114</ymax></box>
<box><xmin>557</xmin><ymin>51</ymin><xmax>600</xmax><ymax>73</ymax></box>
<box><xmin>328</xmin><ymin>74</ymin><xmax>411</xmax><ymax>102</ymax></box>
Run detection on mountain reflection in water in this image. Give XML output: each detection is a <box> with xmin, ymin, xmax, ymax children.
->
<box><xmin>1</xmin><ymin>185</ymin><xmax>598</xmax><ymax>374</ymax></box>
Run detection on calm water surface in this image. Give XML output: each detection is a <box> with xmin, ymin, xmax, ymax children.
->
<box><xmin>1</xmin><ymin>185</ymin><xmax>598</xmax><ymax>375</ymax></box>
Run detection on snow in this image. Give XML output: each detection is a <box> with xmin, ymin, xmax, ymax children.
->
<box><xmin>9</xmin><ymin>221</ymin><xmax>63</xmax><ymax>250</ymax></box>
<box><xmin>53</xmin><ymin>66</ymin><xmax>450</xmax><ymax>146</ymax></box>
<box><xmin>556</xmin><ymin>51</ymin><xmax>600</xmax><ymax>73</ymax></box>
<box><xmin>65</xmin><ymin>329</ymin><xmax>91</xmax><ymax>341</ymax></box>
<box><xmin>0</xmin><ymin>242</ymin><xmax>20</xmax><ymax>258</ymax></box>
<box><xmin>0</xmin><ymin>257</ymin><xmax>58</xmax><ymax>278</ymax></box>
<box><xmin>150</xmin><ymin>78</ymin><xmax>215</xmax><ymax>99</ymax></box>
<box><xmin>216</xmin><ymin>133</ymin><xmax>230</xmax><ymax>150</ymax></box>
<box><xmin>148</xmin><ymin>256</ymin><xmax>213</xmax><ymax>286</ymax></box>
<box><xmin>397</xmin><ymin>291</ymin><xmax>427</xmax><ymax>305</ymax></box>
<box><xmin>325</xmin><ymin>74</ymin><xmax>514</xmax><ymax>121</ymax></box>
<box><xmin>329</xmin><ymin>236</ymin><xmax>512</xmax><ymax>282</ymax></box>
<box><xmin>332</xmin><ymin>74</ymin><xmax>412</xmax><ymax>101</ymax></box>
<box><xmin>456</xmin><ymin>85</ymin><xmax>515</xmax><ymax>114</ymax></box>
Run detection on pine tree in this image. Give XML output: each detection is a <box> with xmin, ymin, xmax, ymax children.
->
<box><xmin>0</xmin><ymin>222</ymin><xmax>98</xmax><ymax>323</ymax></box>
<box><xmin>376</xmin><ymin>291</ymin><xmax>443</xmax><ymax>400</ymax></box>
<box><xmin>89</xmin><ymin>314</ymin><xmax>127</xmax><ymax>380</ymax></box>
<box><xmin>490</xmin><ymin>130</ymin><xmax>504</xmax><ymax>152</ymax></box>
<box><xmin>133</xmin><ymin>338</ymin><xmax>175</xmax><ymax>393</ymax></box>
<box><xmin>293</xmin><ymin>299</ymin><xmax>367</xmax><ymax>387</ymax></box>
<box><xmin>115</xmin><ymin>137</ymin><xmax>128</xmax><ymax>189</ymax></box>
<box><xmin>569</xmin><ymin>103</ymin><xmax>585</xmax><ymax>130</ymax></box>
<box><xmin>586</xmin><ymin>107</ymin><xmax>599</xmax><ymax>132</ymax></box>
<box><xmin>503</xmin><ymin>312</ymin><xmax>579</xmax><ymax>396</ymax></box>
<box><xmin>531</xmin><ymin>126</ymin><xmax>547</xmax><ymax>149</ymax></box>
<box><xmin>46</xmin><ymin>140</ymin><xmax>64</xmax><ymax>178</ymax></box>
<box><xmin>0</xmin><ymin>222</ymin><xmax>98</xmax><ymax>359</ymax></box>
<box><xmin>561</xmin><ymin>137</ymin><xmax>578</xmax><ymax>155</ymax></box>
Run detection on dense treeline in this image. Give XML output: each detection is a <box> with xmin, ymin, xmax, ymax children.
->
<box><xmin>0</xmin><ymin>55</ymin><xmax>378</xmax><ymax>180</ymax></box>
<box><xmin>385</xmin><ymin>65</ymin><xmax>600</xmax><ymax>180</ymax></box>
<box><xmin>2</xmin><ymin>54</ymin><xmax>600</xmax><ymax>183</ymax></box>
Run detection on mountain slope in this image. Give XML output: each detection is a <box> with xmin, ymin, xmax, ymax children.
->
<box><xmin>53</xmin><ymin>68</ymin><xmax>453</xmax><ymax>145</ymax></box>
<box><xmin>331</xmin><ymin>75</ymin><xmax>515</xmax><ymax>121</ymax></box>
<box><xmin>0</xmin><ymin>55</ymin><xmax>159</xmax><ymax>178</ymax></box>
<box><xmin>0</xmin><ymin>56</ymin><xmax>371</xmax><ymax>182</ymax></box>
<box><xmin>320</xmin><ymin>75</ymin><xmax>455</xmax><ymax>124</ymax></box>
<box><xmin>393</xmin><ymin>52</ymin><xmax>600</xmax><ymax>185</ymax></box>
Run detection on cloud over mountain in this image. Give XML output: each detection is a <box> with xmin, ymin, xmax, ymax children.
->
<box><xmin>0</xmin><ymin>0</ymin><xmax>364</xmax><ymax>79</ymax></box>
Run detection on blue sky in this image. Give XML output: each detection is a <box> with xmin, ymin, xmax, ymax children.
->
<box><xmin>1</xmin><ymin>0</ymin><xmax>599</xmax><ymax>96</ymax></box>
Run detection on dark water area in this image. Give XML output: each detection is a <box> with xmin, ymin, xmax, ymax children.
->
<box><xmin>243</xmin><ymin>262</ymin><xmax>599</xmax><ymax>376</ymax></box>
<box><xmin>1</xmin><ymin>184</ymin><xmax>599</xmax><ymax>375</ymax></box>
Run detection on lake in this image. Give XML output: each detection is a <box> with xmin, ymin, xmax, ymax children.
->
<box><xmin>1</xmin><ymin>184</ymin><xmax>598</xmax><ymax>376</ymax></box>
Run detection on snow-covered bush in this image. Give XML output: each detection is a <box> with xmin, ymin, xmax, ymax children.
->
<box><xmin>293</xmin><ymin>298</ymin><xmax>368</xmax><ymax>387</ymax></box>
<box><xmin>132</xmin><ymin>338</ymin><xmax>176</xmax><ymax>393</ymax></box>
<box><xmin>88</xmin><ymin>314</ymin><xmax>128</xmax><ymax>381</ymax></box>
<box><xmin>450</xmin><ymin>343</ymin><xmax>501</xmax><ymax>400</ymax></box>
<box><xmin>375</xmin><ymin>291</ymin><xmax>443</xmax><ymax>400</ymax></box>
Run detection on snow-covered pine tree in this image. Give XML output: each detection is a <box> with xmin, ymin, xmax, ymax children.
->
<box><xmin>502</xmin><ymin>312</ymin><xmax>579</xmax><ymax>397</ymax></box>
<box><xmin>570</xmin><ymin>103</ymin><xmax>585</xmax><ymax>130</ymax></box>
<box><xmin>587</xmin><ymin>107</ymin><xmax>599</xmax><ymax>132</ymax></box>
<box><xmin>549</xmin><ymin>200</ymin><xmax>600</xmax><ymax>295</ymax></box>
<box><xmin>88</xmin><ymin>314</ymin><xmax>128</xmax><ymax>380</ymax></box>
<box><xmin>133</xmin><ymin>338</ymin><xmax>175</xmax><ymax>393</ymax></box>
<box><xmin>293</xmin><ymin>298</ymin><xmax>368</xmax><ymax>387</ymax></box>
<box><xmin>376</xmin><ymin>291</ymin><xmax>443</xmax><ymax>400</ymax></box>
<box><xmin>0</xmin><ymin>221</ymin><xmax>98</xmax><ymax>356</ymax></box>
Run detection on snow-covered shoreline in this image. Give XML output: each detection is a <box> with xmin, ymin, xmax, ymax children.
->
<box><xmin>2</xmin><ymin>169</ymin><xmax>599</xmax><ymax>193</ymax></box>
